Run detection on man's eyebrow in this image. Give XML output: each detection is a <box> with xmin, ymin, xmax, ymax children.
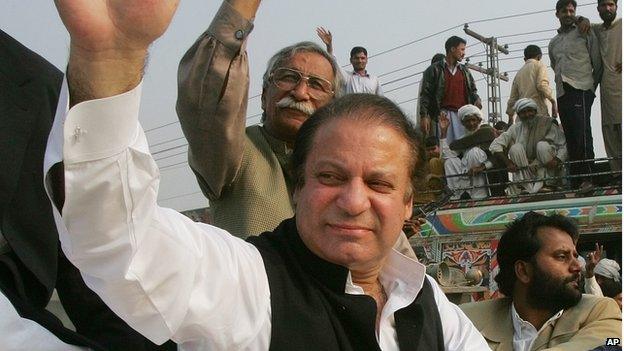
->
<box><xmin>283</xmin><ymin>66</ymin><xmax>331</xmax><ymax>81</ymax></box>
<box><xmin>366</xmin><ymin>170</ymin><xmax>397</xmax><ymax>180</ymax></box>
<box><xmin>313</xmin><ymin>160</ymin><xmax>397</xmax><ymax>178</ymax></box>
<box><xmin>552</xmin><ymin>248</ymin><xmax>576</xmax><ymax>255</ymax></box>
<box><xmin>312</xmin><ymin>160</ymin><xmax>345</xmax><ymax>172</ymax></box>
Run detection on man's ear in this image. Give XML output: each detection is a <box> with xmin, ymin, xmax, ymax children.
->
<box><xmin>515</xmin><ymin>260</ymin><xmax>532</xmax><ymax>284</ymax></box>
<box><xmin>403</xmin><ymin>194</ymin><xmax>414</xmax><ymax>221</ymax></box>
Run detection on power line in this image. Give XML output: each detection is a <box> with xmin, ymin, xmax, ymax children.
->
<box><xmin>367</xmin><ymin>3</ymin><xmax>591</xmax><ymax>60</ymax></box>
<box><xmin>150</xmin><ymin>135</ymin><xmax>186</xmax><ymax>148</ymax></box>
<box><xmin>498</xmin><ymin>28</ymin><xmax>557</xmax><ymax>39</ymax></box>
<box><xmin>384</xmin><ymin>80</ymin><xmax>422</xmax><ymax>94</ymax></box>
<box><xmin>159</xmin><ymin>190</ymin><xmax>203</xmax><ymax>202</ymax></box>
<box><xmin>397</xmin><ymin>97</ymin><xmax>419</xmax><ymax>106</ymax></box>
<box><xmin>465</xmin><ymin>49</ymin><xmax>487</xmax><ymax>60</ymax></box>
<box><xmin>381</xmin><ymin>70</ymin><xmax>425</xmax><ymax>86</ymax></box>
<box><xmin>503</xmin><ymin>37</ymin><xmax>551</xmax><ymax>46</ymax></box>
<box><xmin>378</xmin><ymin>57</ymin><xmax>431</xmax><ymax>78</ymax></box>
<box><xmin>149</xmin><ymin>111</ymin><xmax>263</xmax><ymax>152</ymax></box>
<box><xmin>368</xmin><ymin>24</ymin><xmax>464</xmax><ymax>59</ymax></box>
<box><xmin>145</xmin><ymin>96</ymin><xmax>263</xmax><ymax>134</ymax></box>
<box><xmin>159</xmin><ymin>159</ymin><xmax>189</xmax><ymax>171</ymax></box>
<box><xmin>507</xmin><ymin>45</ymin><xmax>549</xmax><ymax>54</ymax></box>
<box><xmin>152</xmin><ymin>143</ymin><xmax>187</xmax><ymax>156</ymax></box>
<box><xmin>473</xmin><ymin>51</ymin><xmax>550</xmax><ymax>66</ymax></box>
<box><xmin>466</xmin><ymin>2</ymin><xmax>593</xmax><ymax>25</ymax></box>
<box><xmin>469</xmin><ymin>45</ymin><xmax>548</xmax><ymax>58</ymax></box>
<box><xmin>154</xmin><ymin>149</ymin><xmax>187</xmax><ymax>162</ymax></box>
<box><xmin>145</xmin><ymin>120</ymin><xmax>180</xmax><ymax>133</ymax></box>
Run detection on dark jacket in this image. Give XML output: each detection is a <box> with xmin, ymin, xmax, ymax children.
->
<box><xmin>0</xmin><ymin>30</ymin><xmax>175</xmax><ymax>351</ymax></box>
<box><xmin>418</xmin><ymin>60</ymin><xmax>480</xmax><ymax>121</ymax></box>
<box><xmin>248</xmin><ymin>218</ymin><xmax>445</xmax><ymax>351</ymax></box>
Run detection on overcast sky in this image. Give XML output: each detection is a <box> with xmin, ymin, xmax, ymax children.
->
<box><xmin>3</xmin><ymin>1</ymin><xmax>618</xmax><ymax>211</ymax></box>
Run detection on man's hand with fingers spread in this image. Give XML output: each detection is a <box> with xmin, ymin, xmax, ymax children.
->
<box><xmin>585</xmin><ymin>242</ymin><xmax>603</xmax><ymax>278</ymax></box>
<box><xmin>54</xmin><ymin>0</ymin><xmax>179</xmax><ymax>105</ymax></box>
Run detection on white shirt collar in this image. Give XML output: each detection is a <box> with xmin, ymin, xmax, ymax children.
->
<box><xmin>345</xmin><ymin>247</ymin><xmax>425</xmax><ymax>301</ymax></box>
<box><xmin>345</xmin><ymin>247</ymin><xmax>425</xmax><ymax>349</ymax></box>
<box><xmin>511</xmin><ymin>302</ymin><xmax>564</xmax><ymax>351</ymax></box>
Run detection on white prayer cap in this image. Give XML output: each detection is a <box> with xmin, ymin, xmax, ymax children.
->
<box><xmin>513</xmin><ymin>98</ymin><xmax>538</xmax><ymax>113</ymax></box>
<box><xmin>595</xmin><ymin>259</ymin><xmax>621</xmax><ymax>282</ymax></box>
<box><xmin>458</xmin><ymin>104</ymin><xmax>482</xmax><ymax>121</ymax></box>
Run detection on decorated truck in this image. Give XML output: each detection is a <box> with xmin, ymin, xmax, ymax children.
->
<box><xmin>409</xmin><ymin>186</ymin><xmax>622</xmax><ymax>301</ymax></box>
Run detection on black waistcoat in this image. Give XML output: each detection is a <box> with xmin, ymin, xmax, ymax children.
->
<box><xmin>247</xmin><ymin>218</ymin><xmax>444</xmax><ymax>351</ymax></box>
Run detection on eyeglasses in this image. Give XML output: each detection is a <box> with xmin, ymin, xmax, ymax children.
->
<box><xmin>270</xmin><ymin>67</ymin><xmax>334</xmax><ymax>99</ymax></box>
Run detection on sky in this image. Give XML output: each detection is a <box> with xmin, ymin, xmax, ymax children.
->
<box><xmin>2</xmin><ymin>1</ymin><xmax>619</xmax><ymax>211</ymax></box>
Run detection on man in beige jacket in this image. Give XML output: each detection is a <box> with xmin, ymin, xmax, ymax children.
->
<box><xmin>461</xmin><ymin>212</ymin><xmax>621</xmax><ymax>351</ymax></box>
<box><xmin>506</xmin><ymin>45</ymin><xmax>558</xmax><ymax>124</ymax></box>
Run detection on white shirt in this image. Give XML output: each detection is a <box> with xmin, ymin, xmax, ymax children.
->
<box><xmin>44</xmin><ymin>80</ymin><xmax>488</xmax><ymax>351</ymax></box>
<box><xmin>584</xmin><ymin>275</ymin><xmax>604</xmax><ymax>297</ymax></box>
<box><xmin>511</xmin><ymin>303</ymin><xmax>563</xmax><ymax>351</ymax></box>
<box><xmin>440</xmin><ymin>137</ymin><xmax>494</xmax><ymax>169</ymax></box>
<box><xmin>0</xmin><ymin>291</ymin><xmax>87</xmax><ymax>351</ymax></box>
<box><xmin>341</xmin><ymin>68</ymin><xmax>383</xmax><ymax>95</ymax></box>
<box><xmin>446</xmin><ymin>61</ymin><xmax>460</xmax><ymax>75</ymax></box>
<box><xmin>489</xmin><ymin>119</ymin><xmax>568</xmax><ymax>162</ymax></box>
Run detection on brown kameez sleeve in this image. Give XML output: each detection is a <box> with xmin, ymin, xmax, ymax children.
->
<box><xmin>176</xmin><ymin>1</ymin><xmax>255</xmax><ymax>200</ymax></box>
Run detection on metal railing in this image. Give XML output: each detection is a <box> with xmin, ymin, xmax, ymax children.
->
<box><xmin>413</xmin><ymin>157</ymin><xmax>622</xmax><ymax>207</ymax></box>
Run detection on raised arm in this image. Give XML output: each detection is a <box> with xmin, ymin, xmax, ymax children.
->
<box><xmin>176</xmin><ymin>0</ymin><xmax>260</xmax><ymax>201</ymax></box>
<box><xmin>316</xmin><ymin>27</ymin><xmax>333</xmax><ymax>55</ymax></box>
<box><xmin>48</xmin><ymin>0</ymin><xmax>271</xmax><ymax>347</ymax></box>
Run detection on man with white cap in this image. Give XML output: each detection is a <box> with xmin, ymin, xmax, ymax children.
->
<box><xmin>440</xmin><ymin>104</ymin><xmax>497</xmax><ymax>199</ymax></box>
<box><xmin>490</xmin><ymin>98</ymin><xmax>568</xmax><ymax>194</ymax></box>
<box><xmin>593</xmin><ymin>259</ymin><xmax>623</xmax><ymax>309</ymax></box>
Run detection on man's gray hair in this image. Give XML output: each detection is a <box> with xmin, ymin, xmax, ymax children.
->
<box><xmin>262</xmin><ymin>41</ymin><xmax>344</xmax><ymax>97</ymax></box>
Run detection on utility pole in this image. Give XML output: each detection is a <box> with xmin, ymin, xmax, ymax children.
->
<box><xmin>463</xmin><ymin>24</ymin><xmax>509</xmax><ymax>124</ymax></box>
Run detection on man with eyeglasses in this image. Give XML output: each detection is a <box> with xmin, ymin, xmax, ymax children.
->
<box><xmin>176</xmin><ymin>0</ymin><xmax>414</xmax><ymax>260</ymax></box>
<box><xmin>177</xmin><ymin>0</ymin><xmax>341</xmax><ymax>239</ymax></box>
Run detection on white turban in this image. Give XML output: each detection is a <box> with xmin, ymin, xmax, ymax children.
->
<box><xmin>595</xmin><ymin>259</ymin><xmax>621</xmax><ymax>282</ymax></box>
<box><xmin>458</xmin><ymin>104</ymin><xmax>482</xmax><ymax>121</ymax></box>
<box><xmin>513</xmin><ymin>98</ymin><xmax>538</xmax><ymax>113</ymax></box>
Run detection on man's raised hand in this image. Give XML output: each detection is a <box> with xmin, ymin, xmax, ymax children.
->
<box><xmin>585</xmin><ymin>242</ymin><xmax>604</xmax><ymax>278</ymax></box>
<box><xmin>316</xmin><ymin>27</ymin><xmax>333</xmax><ymax>54</ymax></box>
<box><xmin>55</xmin><ymin>0</ymin><xmax>179</xmax><ymax>105</ymax></box>
<box><xmin>55</xmin><ymin>0</ymin><xmax>178</xmax><ymax>54</ymax></box>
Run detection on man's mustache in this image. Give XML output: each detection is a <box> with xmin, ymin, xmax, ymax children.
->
<box><xmin>276</xmin><ymin>96</ymin><xmax>315</xmax><ymax>116</ymax></box>
<box><xmin>565</xmin><ymin>273</ymin><xmax>581</xmax><ymax>284</ymax></box>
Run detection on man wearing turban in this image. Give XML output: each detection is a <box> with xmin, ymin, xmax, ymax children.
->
<box><xmin>439</xmin><ymin>104</ymin><xmax>498</xmax><ymax>199</ymax></box>
<box><xmin>592</xmin><ymin>259</ymin><xmax>623</xmax><ymax>309</ymax></box>
<box><xmin>490</xmin><ymin>98</ymin><xmax>568</xmax><ymax>194</ymax></box>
